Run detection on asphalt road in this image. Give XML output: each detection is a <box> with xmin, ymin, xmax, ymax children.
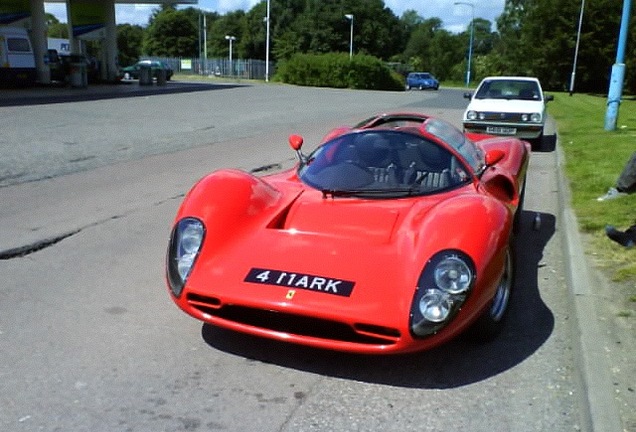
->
<box><xmin>0</xmin><ymin>83</ymin><xmax>621</xmax><ymax>431</ymax></box>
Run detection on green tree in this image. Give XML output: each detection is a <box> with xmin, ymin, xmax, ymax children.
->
<box><xmin>206</xmin><ymin>10</ymin><xmax>246</xmax><ymax>58</ymax></box>
<box><xmin>46</xmin><ymin>12</ymin><xmax>68</xmax><ymax>38</ymax></box>
<box><xmin>117</xmin><ymin>24</ymin><xmax>144</xmax><ymax>66</ymax></box>
<box><xmin>492</xmin><ymin>0</ymin><xmax>634</xmax><ymax>92</ymax></box>
<box><xmin>453</xmin><ymin>17</ymin><xmax>497</xmax><ymax>81</ymax></box>
<box><xmin>401</xmin><ymin>17</ymin><xmax>463</xmax><ymax>79</ymax></box>
<box><xmin>144</xmin><ymin>6</ymin><xmax>198</xmax><ymax>57</ymax></box>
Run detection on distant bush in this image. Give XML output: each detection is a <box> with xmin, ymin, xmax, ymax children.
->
<box><xmin>274</xmin><ymin>53</ymin><xmax>404</xmax><ymax>91</ymax></box>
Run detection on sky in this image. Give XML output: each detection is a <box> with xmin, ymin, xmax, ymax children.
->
<box><xmin>44</xmin><ymin>0</ymin><xmax>506</xmax><ymax>33</ymax></box>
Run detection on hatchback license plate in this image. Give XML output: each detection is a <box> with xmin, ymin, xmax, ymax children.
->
<box><xmin>487</xmin><ymin>126</ymin><xmax>516</xmax><ymax>135</ymax></box>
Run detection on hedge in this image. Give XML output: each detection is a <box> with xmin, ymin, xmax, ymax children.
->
<box><xmin>275</xmin><ymin>52</ymin><xmax>404</xmax><ymax>91</ymax></box>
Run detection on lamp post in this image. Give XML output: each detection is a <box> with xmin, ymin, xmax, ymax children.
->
<box><xmin>604</xmin><ymin>0</ymin><xmax>632</xmax><ymax>131</ymax></box>
<box><xmin>202</xmin><ymin>12</ymin><xmax>207</xmax><ymax>75</ymax></box>
<box><xmin>225</xmin><ymin>35</ymin><xmax>236</xmax><ymax>76</ymax></box>
<box><xmin>569</xmin><ymin>0</ymin><xmax>585</xmax><ymax>95</ymax></box>
<box><xmin>344</xmin><ymin>14</ymin><xmax>353</xmax><ymax>59</ymax></box>
<box><xmin>265</xmin><ymin>0</ymin><xmax>270</xmax><ymax>82</ymax></box>
<box><xmin>454</xmin><ymin>2</ymin><xmax>474</xmax><ymax>86</ymax></box>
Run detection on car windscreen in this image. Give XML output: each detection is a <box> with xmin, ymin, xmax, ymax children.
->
<box><xmin>298</xmin><ymin>130</ymin><xmax>470</xmax><ymax>197</ymax></box>
<box><xmin>423</xmin><ymin>118</ymin><xmax>484</xmax><ymax>173</ymax></box>
<box><xmin>475</xmin><ymin>79</ymin><xmax>541</xmax><ymax>101</ymax></box>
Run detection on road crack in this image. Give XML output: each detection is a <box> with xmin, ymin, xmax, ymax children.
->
<box><xmin>0</xmin><ymin>230</ymin><xmax>81</xmax><ymax>260</ymax></box>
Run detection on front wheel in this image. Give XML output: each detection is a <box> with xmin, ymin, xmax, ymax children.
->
<box><xmin>471</xmin><ymin>245</ymin><xmax>514</xmax><ymax>341</ymax></box>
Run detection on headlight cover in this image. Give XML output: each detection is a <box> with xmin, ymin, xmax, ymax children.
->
<box><xmin>167</xmin><ymin>217</ymin><xmax>205</xmax><ymax>297</ymax></box>
<box><xmin>410</xmin><ymin>250</ymin><xmax>475</xmax><ymax>337</ymax></box>
<box><xmin>466</xmin><ymin>110</ymin><xmax>477</xmax><ymax>120</ymax></box>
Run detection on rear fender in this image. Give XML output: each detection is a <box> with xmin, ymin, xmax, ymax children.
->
<box><xmin>481</xmin><ymin>169</ymin><xmax>518</xmax><ymax>206</ymax></box>
<box><xmin>480</xmin><ymin>137</ymin><xmax>531</xmax><ymax>173</ymax></box>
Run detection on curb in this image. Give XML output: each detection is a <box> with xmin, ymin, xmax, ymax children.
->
<box><xmin>556</xmin><ymin>143</ymin><xmax>624</xmax><ymax>432</ymax></box>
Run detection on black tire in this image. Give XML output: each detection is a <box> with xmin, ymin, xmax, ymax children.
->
<box><xmin>470</xmin><ymin>245</ymin><xmax>515</xmax><ymax>341</ymax></box>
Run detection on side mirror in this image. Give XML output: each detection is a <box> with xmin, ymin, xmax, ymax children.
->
<box><xmin>289</xmin><ymin>134</ymin><xmax>306</xmax><ymax>163</ymax></box>
<box><xmin>485</xmin><ymin>149</ymin><xmax>505</xmax><ymax>167</ymax></box>
<box><xmin>544</xmin><ymin>94</ymin><xmax>554</xmax><ymax>102</ymax></box>
<box><xmin>463</xmin><ymin>92</ymin><xmax>473</xmax><ymax>99</ymax></box>
<box><xmin>288</xmin><ymin>134</ymin><xmax>303</xmax><ymax>151</ymax></box>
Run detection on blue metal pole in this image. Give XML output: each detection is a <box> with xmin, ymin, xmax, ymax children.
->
<box><xmin>604</xmin><ymin>0</ymin><xmax>632</xmax><ymax>130</ymax></box>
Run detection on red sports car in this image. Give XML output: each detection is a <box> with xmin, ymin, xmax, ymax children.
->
<box><xmin>166</xmin><ymin>112</ymin><xmax>530</xmax><ymax>354</ymax></box>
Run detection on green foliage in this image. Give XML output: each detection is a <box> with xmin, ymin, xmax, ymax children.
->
<box><xmin>205</xmin><ymin>10</ymin><xmax>246</xmax><ymax>58</ymax></box>
<box><xmin>143</xmin><ymin>7</ymin><xmax>198</xmax><ymax>57</ymax></box>
<box><xmin>117</xmin><ymin>24</ymin><xmax>144</xmax><ymax>66</ymax></box>
<box><xmin>63</xmin><ymin>0</ymin><xmax>632</xmax><ymax>93</ymax></box>
<box><xmin>45</xmin><ymin>12</ymin><xmax>68</xmax><ymax>38</ymax></box>
<box><xmin>275</xmin><ymin>52</ymin><xmax>403</xmax><ymax>90</ymax></box>
<box><xmin>494</xmin><ymin>0</ymin><xmax>634</xmax><ymax>93</ymax></box>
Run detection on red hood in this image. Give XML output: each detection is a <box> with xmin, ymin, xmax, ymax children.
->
<box><xmin>282</xmin><ymin>191</ymin><xmax>411</xmax><ymax>244</ymax></box>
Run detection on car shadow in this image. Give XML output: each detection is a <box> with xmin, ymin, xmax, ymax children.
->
<box><xmin>200</xmin><ymin>210</ymin><xmax>556</xmax><ymax>389</ymax></box>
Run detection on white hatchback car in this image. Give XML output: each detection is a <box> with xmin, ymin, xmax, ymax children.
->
<box><xmin>462</xmin><ymin>76</ymin><xmax>553</xmax><ymax>148</ymax></box>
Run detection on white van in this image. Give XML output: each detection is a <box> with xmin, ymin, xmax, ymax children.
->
<box><xmin>0</xmin><ymin>26</ymin><xmax>36</xmax><ymax>86</ymax></box>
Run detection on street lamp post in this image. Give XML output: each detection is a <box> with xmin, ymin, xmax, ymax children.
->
<box><xmin>225</xmin><ymin>35</ymin><xmax>236</xmax><ymax>76</ymax></box>
<box><xmin>265</xmin><ymin>0</ymin><xmax>270</xmax><ymax>82</ymax></box>
<box><xmin>569</xmin><ymin>0</ymin><xmax>585</xmax><ymax>95</ymax></box>
<box><xmin>454</xmin><ymin>2</ymin><xmax>474</xmax><ymax>86</ymax></box>
<box><xmin>344</xmin><ymin>14</ymin><xmax>353</xmax><ymax>59</ymax></box>
<box><xmin>202</xmin><ymin>13</ymin><xmax>207</xmax><ymax>75</ymax></box>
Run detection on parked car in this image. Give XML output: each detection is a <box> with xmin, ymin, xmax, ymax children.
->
<box><xmin>165</xmin><ymin>112</ymin><xmax>530</xmax><ymax>354</ymax></box>
<box><xmin>0</xmin><ymin>26</ymin><xmax>36</xmax><ymax>86</ymax></box>
<box><xmin>462</xmin><ymin>76</ymin><xmax>553</xmax><ymax>149</ymax></box>
<box><xmin>405</xmin><ymin>72</ymin><xmax>439</xmax><ymax>90</ymax></box>
<box><xmin>118</xmin><ymin>60</ymin><xmax>173</xmax><ymax>81</ymax></box>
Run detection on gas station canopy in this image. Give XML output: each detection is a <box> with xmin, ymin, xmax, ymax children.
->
<box><xmin>1</xmin><ymin>0</ymin><xmax>198</xmax><ymax>84</ymax></box>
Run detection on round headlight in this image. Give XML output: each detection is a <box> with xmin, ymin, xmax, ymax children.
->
<box><xmin>467</xmin><ymin>110</ymin><xmax>477</xmax><ymax>120</ymax></box>
<box><xmin>530</xmin><ymin>113</ymin><xmax>541</xmax><ymax>122</ymax></box>
<box><xmin>521</xmin><ymin>114</ymin><xmax>529</xmax><ymax>122</ymax></box>
<box><xmin>434</xmin><ymin>255</ymin><xmax>472</xmax><ymax>294</ymax></box>
<box><xmin>410</xmin><ymin>250</ymin><xmax>476</xmax><ymax>337</ymax></box>
<box><xmin>419</xmin><ymin>289</ymin><xmax>452</xmax><ymax>322</ymax></box>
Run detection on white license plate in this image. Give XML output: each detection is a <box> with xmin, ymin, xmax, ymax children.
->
<box><xmin>487</xmin><ymin>126</ymin><xmax>517</xmax><ymax>135</ymax></box>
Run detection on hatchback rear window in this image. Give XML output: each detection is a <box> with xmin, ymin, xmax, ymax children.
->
<box><xmin>7</xmin><ymin>38</ymin><xmax>31</xmax><ymax>53</ymax></box>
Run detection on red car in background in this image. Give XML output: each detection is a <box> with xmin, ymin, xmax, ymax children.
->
<box><xmin>166</xmin><ymin>112</ymin><xmax>530</xmax><ymax>354</ymax></box>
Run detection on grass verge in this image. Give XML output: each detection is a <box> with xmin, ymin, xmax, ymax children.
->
<box><xmin>549</xmin><ymin>92</ymin><xmax>635</xmax><ymax>306</ymax></box>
